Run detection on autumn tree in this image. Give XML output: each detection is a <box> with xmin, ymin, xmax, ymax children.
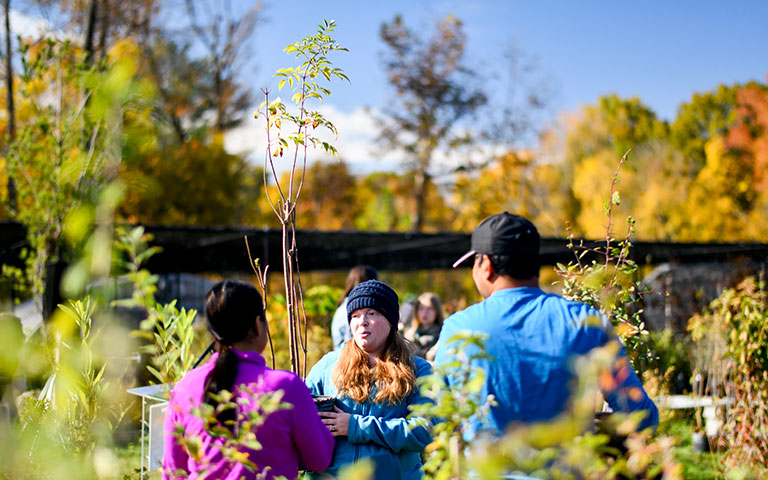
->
<box><xmin>727</xmin><ymin>84</ymin><xmax>768</xmax><ymax>196</ymax></box>
<box><xmin>23</xmin><ymin>0</ymin><xmax>160</xmax><ymax>61</ymax></box>
<box><xmin>526</xmin><ymin>84</ymin><xmax>768</xmax><ymax>243</ymax></box>
<box><xmin>536</xmin><ymin>95</ymin><xmax>669</xmax><ymax>238</ymax></box>
<box><xmin>182</xmin><ymin>0</ymin><xmax>261</xmax><ymax>133</ymax></box>
<box><xmin>96</xmin><ymin>0</ymin><xmax>265</xmax><ymax>225</ymax></box>
<box><xmin>451</xmin><ymin>150</ymin><xmax>550</xmax><ymax>232</ymax></box>
<box><xmin>670</xmin><ymin>83</ymin><xmax>742</xmax><ymax>175</ymax></box>
<box><xmin>29</xmin><ymin>0</ymin><xmax>261</xmax><ymax>143</ymax></box>
<box><xmin>350</xmin><ymin>171</ymin><xmax>452</xmax><ymax>232</ymax></box>
<box><xmin>680</xmin><ymin>82</ymin><xmax>768</xmax><ymax>242</ymax></box>
<box><xmin>4</xmin><ymin>38</ymin><xmax>145</xmax><ymax>301</ymax></box>
<box><xmin>377</xmin><ymin>14</ymin><xmax>486</xmax><ymax>232</ymax></box>
<box><xmin>290</xmin><ymin>160</ymin><xmax>361</xmax><ymax>230</ymax></box>
<box><xmin>7</xmin><ymin>1</ymin><xmax>265</xmax><ymax>228</ymax></box>
<box><xmin>128</xmin><ymin>1</ymin><xmax>260</xmax><ymax>143</ymax></box>
<box><xmin>118</xmin><ymin>137</ymin><xmax>265</xmax><ymax>226</ymax></box>
<box><xmin>353</xmin><ymin>172</ymin><xmax>407</xmax><ymax>231</ymax></box>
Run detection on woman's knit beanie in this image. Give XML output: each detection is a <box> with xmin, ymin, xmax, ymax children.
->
<box><xmin>346</xmin><ymin>280</ymin><xmax>400</xmax><ymax>327</ymax></box>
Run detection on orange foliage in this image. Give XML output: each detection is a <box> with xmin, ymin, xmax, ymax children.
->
<box><xmin>727</xmin><ymin>85</ymin><xmax>768</xmax><ymax>194</ymax></box>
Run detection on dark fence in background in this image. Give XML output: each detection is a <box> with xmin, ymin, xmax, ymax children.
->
<box><xmin>2</xmin><ymin>220</ymin><xmax>767</xmax><ymax>274</ymax></box>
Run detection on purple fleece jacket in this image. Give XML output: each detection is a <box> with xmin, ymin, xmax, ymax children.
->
<box><xmin>162</xmin><ymin>349</ymin><xmax>334</xmax><ymax>480</ymax></box>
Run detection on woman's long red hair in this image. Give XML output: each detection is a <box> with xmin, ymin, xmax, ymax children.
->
<box><xmin>332</xmin><ymin>329</ymin><xmax>416</xmax><ymax>405</ymax></box>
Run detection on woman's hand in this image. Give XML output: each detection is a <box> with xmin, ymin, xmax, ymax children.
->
<box><xmin>319</xmin><ymin>406</ymin><xmax>351</xmax><ymax>437</ymax></box>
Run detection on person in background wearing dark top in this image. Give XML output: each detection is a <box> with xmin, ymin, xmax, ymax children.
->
<box><xmin>306</xmin><ymin>280</ymin><xmax>432</xmax><ymax>480</ymax></box>
<box><xmin>435</xmin><ymin>212</ymin><xmax>658</xmax><ymax>440</ymax></box>
<box><xmin>163</xmin><ymin>281</ymin><xmax>333</xmax><ymax>480</ymax></box>
<box><xmin>331</xmin><ymin>265</ymin><xmax>378</xmax><ymax>350</ymax></box>
<box><xmin>402</xmin><ymin>292</ymin><xmax>443</xmax><ymax>362</ymax></box>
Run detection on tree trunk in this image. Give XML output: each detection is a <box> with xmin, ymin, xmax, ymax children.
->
<box><xmin>214</xmin><ymin>67</ymin><xmax>224</xmax><ymax>132</ymax></box>
<box><xmin>412</xmin><ymin>148</ymin><xmax>432</xmax><ymax>232</ymax></box>
<box><xmin>4</xmin><ymin>0</ymin><xmax>15</xmax><ymax>211</ymax></box>
<box><xmin>412</xmin><ymin>168</ymin><xmax>430</xmax><ymax>232</ymax></box>
<box><xmin>84</xmin><ymin>0</ymin><xmax>99</xmax><ymax>65</ymax></box>
<box><xmin>97</xmin><ymin>0</ymin><xmax>109</xmax><ymax>61</ymax></box>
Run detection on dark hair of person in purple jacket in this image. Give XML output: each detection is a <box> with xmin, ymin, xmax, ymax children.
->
<box><xmin>203</xmin><ymin>280</ymin><xmax>269</xmax><ymax>427</ymax></box>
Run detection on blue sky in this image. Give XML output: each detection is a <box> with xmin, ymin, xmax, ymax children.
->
<box><xmin>219</xmin><ymin>0</ymin><xmax>768</xmax><ymax>172</ymax></box>
<box><xmin>248</xmin><ymin>0</ymin><xmax>768</xmax><ymax>121</ymax></box>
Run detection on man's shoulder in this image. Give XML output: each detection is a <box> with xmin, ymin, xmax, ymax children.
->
<box><xmin>534</xmin><ymin>293</ymin><xmax>611</xmax><ymax>342</ymax></box>
<box><xmin>444</xmin><ymin>298</ymin><xmax>486</xmax><ymax>323</ymax></box>
<box><xmin>437</xmin><ymin>301</ymin><xmax>494</xmax><ymax>355</ymax></box>
<box><xmin>521</xmin><ymin>289</ymin><xmax>601</xmax><ymax>317</ymax></box>
<box><xmin>443</xmin><ymin>289</ymin><xmax>603</xmax><ymax>329</ymax></box>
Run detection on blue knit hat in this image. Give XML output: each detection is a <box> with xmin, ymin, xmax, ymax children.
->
<box><xmin>346</xmin><ymin>280</ymin><xmax>400</xmax><ymax>327</ymax></box>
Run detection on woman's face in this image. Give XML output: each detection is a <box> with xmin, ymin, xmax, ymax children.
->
<box><xmin>350</xmin><ymin>307</ymin><xmax>391</xmax><ymax>359</ymax></box>
<box><xmin>416</xmin><ymin>301</ymin><xmax>436</xmax><ymax>328</ymax></box>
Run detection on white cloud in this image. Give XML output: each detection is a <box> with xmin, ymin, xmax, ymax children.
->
<box><xmin>224</xmin><ymin>105</ymin><xmax>401</xmax><ymax>175</ymax></box>
<box><xmin>224</xmin><ymin>103</ymin><xmax>509</xmax><ymax>180</ymax></box>
<box><xmin>6</xmin><ymin>10</ymin><xmax>74</xmax><ymax>42</ymax></box>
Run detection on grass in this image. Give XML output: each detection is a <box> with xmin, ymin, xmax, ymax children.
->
<box><xmin>115</xmin><ymin>441</ymin><xmax>161</xmax><ymax>480</ymax></box>
<box><xmin>659</xmin><ymin>419</ymin><xmax>725</xmax><ymax>480</ymax></box>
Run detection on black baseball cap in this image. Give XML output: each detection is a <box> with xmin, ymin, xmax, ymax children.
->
<box><xmin>452</xmin><ymin>212</ymin><xmax>540</xmax><ymax>268</ymax></box>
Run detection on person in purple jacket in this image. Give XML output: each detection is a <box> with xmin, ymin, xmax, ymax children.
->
<box><xmin>162</xmin><ymin>280</ymin><xmax>334</xmax><ymax>480</ymax></box>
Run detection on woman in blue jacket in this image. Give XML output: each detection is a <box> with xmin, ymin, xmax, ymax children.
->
<box><xmin>306</xmin><ymin>280</ymin><xmax>432</xmax><ymax>480</ymax></box>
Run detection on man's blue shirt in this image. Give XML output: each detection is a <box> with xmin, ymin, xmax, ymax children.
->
<box><xmin>434</xmin><ymin>287</ymin><xmax>658</xmax><ymax>437</ymax></box>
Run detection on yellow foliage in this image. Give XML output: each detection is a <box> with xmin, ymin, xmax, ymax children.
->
<box><xmin>451</xmin><ymin>150</ymin><xmax>549</xmax><ymax>233</ymax></box>
<box><xmin>572</xmin><ymin>152</ymin><xmax>616</xmax><ymax>238</ymax></box>
<box><xmin>107</xmin><ymin>38</ymin><xmax>142</xmax><ymax>66</ymax></box>
<box><xmin>679</xmin><ymin>135</ymin><xmax>762</xmax><ymax>241</ymax></box>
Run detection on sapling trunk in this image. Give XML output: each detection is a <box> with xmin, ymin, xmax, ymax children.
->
<box><xmin>255</xmin><ymin>21</ymin><xmax>348</xmax><ymax>377</ymax></box>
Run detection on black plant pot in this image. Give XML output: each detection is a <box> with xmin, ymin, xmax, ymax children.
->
<box><xmin>691</xmin><ymin>432</ymin><xmax>710</xmax><ymax>453</ymax></box>
<box><xmin>312</xmin><ymin>395</ymin><xmax>336</xmax><ymax>412</ymax></box>
<box><xmin>593</xmin><ymin>412</ymin><xmax>629</xmax><ymax>455</ymax></box>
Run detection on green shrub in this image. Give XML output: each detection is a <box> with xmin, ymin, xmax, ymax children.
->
<box><xmin>689</xmin><ymin>276</ymin><xmax>768</xmax><ymax>470</ymax></box>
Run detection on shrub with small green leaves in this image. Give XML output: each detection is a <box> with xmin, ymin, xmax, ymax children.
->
<box><xmin>136</xmin><ymin>300</ymin><xmax>198</xmax><ymax>388</ymax></box>
<box><xmin>112</xmin><ymin>225</ymin><xmax>162</xmax><ymax>310</ymax></box>
<box><xmin>554</xmin><ymin>152</ymin><xmax>650</xmax><ymax>358</ymax></box>
<box><xmin>409</xmin><ymin>332</ymin><xmax>497</xmax><ymax>480</ymax></box>
<box><xmin>689</xmin><ymin>276</ymin><xmax>768</xmax><ymax>470</ymax></box>
<box><xmin>3</xmin><ymin>296</ymin><xmax>133</xmax><ymax>479</ymax></box>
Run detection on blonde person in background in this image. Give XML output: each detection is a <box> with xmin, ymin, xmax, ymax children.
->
<box><xmin>402</xmin><ymin>293</ymin><xmax>443</xmax><ymax>362</ymax></box>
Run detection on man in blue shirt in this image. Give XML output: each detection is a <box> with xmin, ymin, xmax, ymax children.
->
<box><xmin>434</xmin><ymin>212</ymin><xmax>658</xmax><ymax>438</ymax></box>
